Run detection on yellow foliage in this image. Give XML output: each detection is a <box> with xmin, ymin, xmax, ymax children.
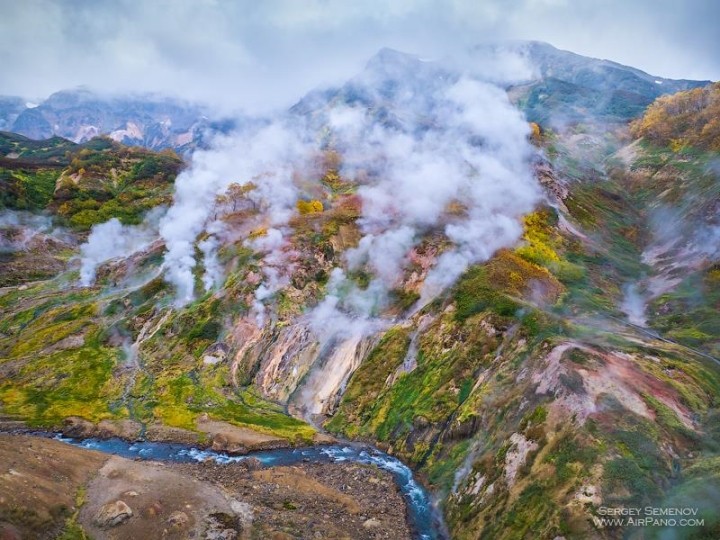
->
<box><xmin>631</xmin><ymin>82</ymin><xmax>720</xmax><ymax>151</ymax></box>
<box><xmin>324</xmin><ymin>170</ymin><xmax>341</xmax><ymax>184</ymax></box>
<box><xmin>296</xmin><ymin>199</ymin><xmax>324</xmax><ymax>214</ymax></box>
<box><xmin>516</xmin><ymin>241</ymin><xmax>560</xmax><ymax>265</ymax></box>
<box><xmin>706</xmin><ymin>267</ymin><xmax>720</xmax><ymax>286</ymax></box>
<box><xmin>529</xmin><ymin>122</ymin><xmax>542</xmax><ymax>145</ymax></box>
<box><xmin>508</xmin><ymin>271</ymin><xmax>523</xmax><ymax>288</ymax></box>
<box><xmin>249</xmin><ymin>226</ymin><xmax>268</xmax><ymax>239</ymax></box>
<box><xmin>445</xmin><ymin>200</ymin><xmax>468</xmax><ymax>216</ymax></box>
<box><xmin>669</xmin><ymin>139</ymin><xmax>686</xmax><ymax>153</ymax></box>
<box><xmin>321</xmin><ymin>169</ymin><xmax>354</xmax><ymax>193</ymax></box>
<box><xmin>487</xmin><ymin>249</ymin><xmax>565</xmax><ymax>302</ymax></box>
<box><xmin>223</xmin><ymin>181</ymin><xmax>258</xmax><ymax>212</ymax></box>
<box><xmin>516</xmin><ymin>210</ymin><xmax>561</xmax><ymax>266</ymax></box>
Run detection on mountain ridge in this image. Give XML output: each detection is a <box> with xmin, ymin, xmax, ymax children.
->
<box><xmin>1</xmin><ymin>41</ymin><xmax>713</xmax><ymax>153</ymax></box>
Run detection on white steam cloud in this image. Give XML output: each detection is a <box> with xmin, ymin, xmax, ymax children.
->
<box><xmin>79</xmin><ymin>211</ymin><xmax>162</xmax><ymax>286</ymax></box>
<box><xmin>78</xmin><ymin>47</ymin><xmax>541</xmax><ymax>345</ymax></box>
<box><xmin>72</xmin><ymin>47</ymin><xmax>543</xmax><ymax>421</ymax></box>
<box><xmin>158</xmin><ymin>122</ymin><xmax>314</xmax><ymax>305</ymax></box>
<box><xmin>248</xmin><ymin>226</ymin><xmax>294</xmax><ymax>325</ymax></box>
<box><xmin>0</xmin><ymin>210</ymin><xmax>66</xmax><ymax>253</ymax></box>
<box><xmin>308</xmin><ymin>74</ymin><xmax>540</xmax><ymax>329</ymax></box>
<box><xmin>198</xmin><ymin>235</ymin><xmax>222</xmax><ymax>292</ymax></box>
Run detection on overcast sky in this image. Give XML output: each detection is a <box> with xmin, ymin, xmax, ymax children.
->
<box><xmin>1</xmin><ymin>0</ymin><xmax>718</xmax><ymax>112</ymax></box>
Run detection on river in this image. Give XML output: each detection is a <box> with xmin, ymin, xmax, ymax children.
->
<box><xmin>45</xmin><ymin>433</ymin><xmax>448</xmax><ymax>540</ymax></box>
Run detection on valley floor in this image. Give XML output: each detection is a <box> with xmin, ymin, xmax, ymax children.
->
<box><xmin>0</xmin><ymin>434</ymin><xmax>411</xmax><ymax>540</ymax></box>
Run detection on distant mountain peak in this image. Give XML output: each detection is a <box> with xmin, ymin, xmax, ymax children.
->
<box><xmin>362</xmin><ymin>47</ymin><xmax>430</xmax><ymax>79</ymax></box>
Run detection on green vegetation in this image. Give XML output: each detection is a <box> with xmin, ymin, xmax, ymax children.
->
<box><xmin>327</xmin><ymin>327</ymin><xmax>411</xmax><ymax>437</ymax></box>
<box><xmin>648</xmin><ymin>267</ymin><xmax>720</xmax><ymax>356</ymax></box>
<box><xmin>54</xmin><ymin>140</ymin><xmax>182</xmax><ymax>230</ymax></box>
<box><xmin>453</xmin><ymin>249</ymin><xmax>563</xmax><ymax>323</ymax></box>
<box><xmin>0</xmin><ymin>133</ymin><xmax>181</xmax><ymax>228</ymax></box>
<box><xmin>0</xmin><ymin>242</ymin><xmax>315</xmax><ymax>443</ymax></box>
<box><xmin>57</xmin><ymin>487</ymin><xmax>89</xmax><ymax>540</ymax></box>
<box><xmin>0</xmin><ymin>131</ymin><xmax>77</xmax><ymax>162</ymax></box>
<box><xmin>0</xmin><ymin>298</ymin><xmax>124</xmax><ymax>425</ymax></box>
<box><xmin>327</xmin><ymin>311</ymin><xmax>492</xmax><ymax>448</ymax></box>
<box><xmin>0</xmin><ymin>168</ymin><xmax>61</xmax><ymax>210</ymax></box>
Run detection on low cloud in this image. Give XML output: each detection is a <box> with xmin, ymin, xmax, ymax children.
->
<box><xmin>1</xmin><ymin>1</ymin><xmax>717</xmax><ymax>113</ymax></box>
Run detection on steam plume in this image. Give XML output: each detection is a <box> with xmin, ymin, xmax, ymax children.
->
<box><xmin>79</xmin><ymin>213</ymin><xmax>161</xmax><ymax>286</ymax></box>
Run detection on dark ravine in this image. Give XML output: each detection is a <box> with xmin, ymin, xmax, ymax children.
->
<box><xmin>14</xmin><ymin>430</ymin><xmax>448</xmax><ymax>540</ymax></box>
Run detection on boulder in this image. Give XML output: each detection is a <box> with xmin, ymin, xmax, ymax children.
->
<box><xmin>203</xmin><ymin>342</ymin><xmax>230</xmax><ymax>365</ymax></box>
<box><xmin>143</xmin><ymin>501</ymin><xmax>163</xmax><ymax>518</ymax></box>
<box><xmin>242</xmin><ymin>457</ymin><xmax>262</xmax><ymax>471</ymax></box>
<box><xmin>363</xmin><ymin>518</ymin><xmax>381</xmax><ymax>529</ymax></box>
<box><xmin>97</xmin><ymin>419</ymin><xmax>143</xmax><ymax>440</ymax></box>
<box><xmin>94</xmin><ymin>500</ymin><xmax>133</xmax><ymax>528</ymax></box>
<box><xmin>167</xmin><ymin>510</ymin><xmax>190</xmax><ymax>529</ymax></box>
<box><xmin>204</xmin><ymin>512</ymin><xmax>239</xmax><ymax>540</ymax></box>
<box><xmin>211</xmin><ymin>433</ymin><xmax>248</xmax><ymax>455</ymax></box>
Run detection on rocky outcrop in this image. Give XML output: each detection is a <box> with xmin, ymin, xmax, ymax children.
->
<box><xmin>197</xmin><ymin>417</ymin><xmax>289</xmax><ymax>454</ymax></box>
<box><xmin>143</xmin><ymin>423</ymin><xmax>201</xmax><ymax>445</ymax></box>
<box><xmin>166</xmin><ymin>510</ymin><xmax>190</xmax><ymax>531</ymax></box>
<box><xmin>203</xmin><ymin>342</ymin><xmax>230</xmax><ymax>365</ymax></box>
<box><xmin>62</xmin><ymin>417</ymin><xmax>143</xmax><ymax>440</ymax></box>
<box><xmin>290</xmin><ymin>334</ymin><xmax>376</xmax><ymax>420</ymax></box>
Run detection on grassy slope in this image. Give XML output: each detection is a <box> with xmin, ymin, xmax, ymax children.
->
<box><xmin>325</xmin><ymin>124</ymin><xmax>720</xmax><ymax>538</ymax></box>
<box><xmin>0</xmin><ymin>258</ymin><xmax>315</xmax><ymax>442</ymax></box>
<box><xmin>0</xmin><ymin>134</ymin><xmax>316</xmax><ymax>442</ymax></box>
<box><xmin>0</xmin><ymin>133</ymin><xmax>183</xmax><ymax>228</ymax></box>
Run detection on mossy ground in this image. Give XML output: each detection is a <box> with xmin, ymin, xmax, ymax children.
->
<box><xmin>0</xmin><ymin>274</ymin><xmax>315</xmax><ymax>441</ymax></box>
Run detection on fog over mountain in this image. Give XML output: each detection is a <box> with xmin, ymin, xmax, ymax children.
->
<box><xmin>1</xmin><ymin>0</ymin><xmax>718</xmax><ymax>112</ymax></box>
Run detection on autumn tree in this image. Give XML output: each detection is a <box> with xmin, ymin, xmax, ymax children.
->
<box><xmin>529</xmin><ymin>122</ymin><xmax>542</xmax><ymax>145</ymax></box>
<box><xmin>296</xmin><ymin>199</ymin><xmax>324</xmax><ymax>214</ymax></box>
<box><xmin>215</xmin><ymin>181</ymin><xmax>258</xmax><ymax>213</ymax></box>
<box><xmin>631</xmin><ymin>82</ymin><xmax>720</xmax><ymax>151</ymax></box>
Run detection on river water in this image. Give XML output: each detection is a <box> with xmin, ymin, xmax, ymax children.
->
<box><xmin>48</xmin><ymin>434</ymin><xmax>447</xmax><ymax>540</ymax></box>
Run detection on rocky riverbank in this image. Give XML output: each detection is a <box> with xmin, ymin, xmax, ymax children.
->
<box><xmin>30</xmin><ymin>414</ymin><xmax>337</xmax><ymax>454</ymax></box>
<box><xmin>0</xmin><ymin>434</ymin><xmax>412</xmax><ymax>539</ymax></box>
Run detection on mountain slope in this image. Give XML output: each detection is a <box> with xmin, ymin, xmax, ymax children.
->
<box><xmin>0</xmin><ymin>46</ymin><xmax>719</xmax><ymax>539</ymax></box>
<box><xmin>1</xmin><ymin>88</ymin><xmax>214</xmax><ymax>152</ymax></box>
<box><xmin>294</xmin><ymin>42</ymin><xmax>710</xmax><ymax>128</ymax></box>
<box><xmin>1</xmin><ymin>41</ymin><xmax>708</xmax><ymax>153</ymax></box>
<box><xmin>500</xmin><ymin>40</ymin><xmax>710</xmax><ymax>124</ymax></box>
<box><xmin>325</xmin><ymin>118</ymin><xmax>720</xmax><ymax>538</ymax></box>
